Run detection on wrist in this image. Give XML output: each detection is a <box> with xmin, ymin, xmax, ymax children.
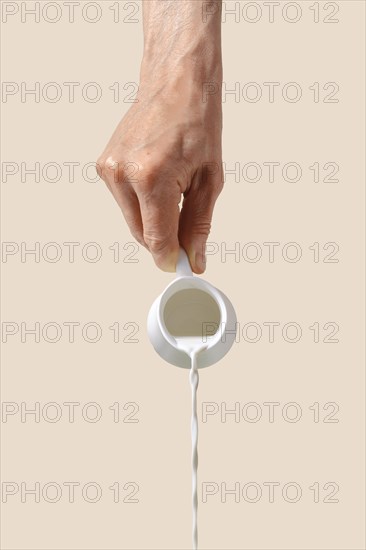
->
<box><xmin>140</xmin><ymin>49</ymin><xmax>222</xmax><ymax>88</ymax></box>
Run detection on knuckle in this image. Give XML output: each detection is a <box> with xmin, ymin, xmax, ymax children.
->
<box><xmin>134</xmin><ymin>160</ymin><xmax>161</xmax><ymax>192</ymax></box>
<box><xmin>143</xmin><ymin>232</ymin><xmax>172</xmax><ymax>254</ymax></box>
<box><xmin>95</xmin><ymin>157</ymin><xmax>105</xmax><ymax>180</ymax></box>
<box><xmin>96</xmin><ymin>156</ymin><xmax>125</xmax><ymax>185</ymax></box>
<box><xmin>191</xmin><ymin>218</ymin><xmax>212</xmax><ymax>237</ymax></box>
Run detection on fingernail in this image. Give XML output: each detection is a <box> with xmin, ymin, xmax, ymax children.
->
<box><xmin>160</xmin><ymin>249</ymin><xmax>179</xmax><ymax>272</ymax></box>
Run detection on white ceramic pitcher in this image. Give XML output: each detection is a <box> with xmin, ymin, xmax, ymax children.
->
<box><xmin>147</xmin><ymin>248</ymin><xmax>237</xmax><ymax>369</ymax></box>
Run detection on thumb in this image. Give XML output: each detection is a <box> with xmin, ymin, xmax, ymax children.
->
<box><xmin>179</xmin><ymin>163</ymin><xmax>223</xmax><ymax>274</ymax></box>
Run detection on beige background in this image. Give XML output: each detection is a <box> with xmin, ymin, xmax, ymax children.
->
<box><xmin>1</xmin><ymin>1</ymin><xmax>365</xmax><ymax>549</ymax></box>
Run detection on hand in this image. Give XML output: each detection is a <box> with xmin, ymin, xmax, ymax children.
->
<box><xmin>97</xmin><ymin>0</ymin><xmax>223</xmax><ymax>273</ymax></box>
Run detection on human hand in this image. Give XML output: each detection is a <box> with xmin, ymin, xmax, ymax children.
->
<box><xmin>97</xmin><ymin>0</ymin><xmax>223</xmax><ymax>273</ymax></box>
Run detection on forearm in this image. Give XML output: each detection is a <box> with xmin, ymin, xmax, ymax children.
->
<box><xmin>140</xmin><ymin>0</ymin><xmax>222</xmax><ymax>86</ymax></box>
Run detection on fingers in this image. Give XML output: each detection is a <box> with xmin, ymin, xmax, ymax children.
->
<box><xmin>136</xmin><ymin>179</ymin><xmax>181</xmax><ymax>272</ymax></box>
<box><xmin>113</xmin><ymin>184</ymin><xmax>147</xmax><ymax>248</ymax></box>
<box><xmin>97</xmin><ymin>157</ymin><xmax>146</xmax><ymax>247</ymax></box>
<box><xmin>97</xmin><ymin>155</ymin><xmax>182</xmax><ymax>270</ymax></box>
<box><xmin>97</xmin><ymin>155</ymin><xmax>222</xmax><ymax>274</ymax></box>
<box><xmin>179</xmin><ymin>162</ymin><xmax>223</xmax><ymax>274</ymax></box>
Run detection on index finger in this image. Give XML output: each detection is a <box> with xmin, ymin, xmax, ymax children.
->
<box><xmin>136</xmin><ymin>180</ymin><xmax>182</xmax><ymax>272</ymax></box>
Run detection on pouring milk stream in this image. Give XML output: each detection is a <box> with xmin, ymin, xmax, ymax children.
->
<box><xmin>147</xmin><ymin>248</ymin><xmax>237</xmax><ymax>549</ymax></box>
